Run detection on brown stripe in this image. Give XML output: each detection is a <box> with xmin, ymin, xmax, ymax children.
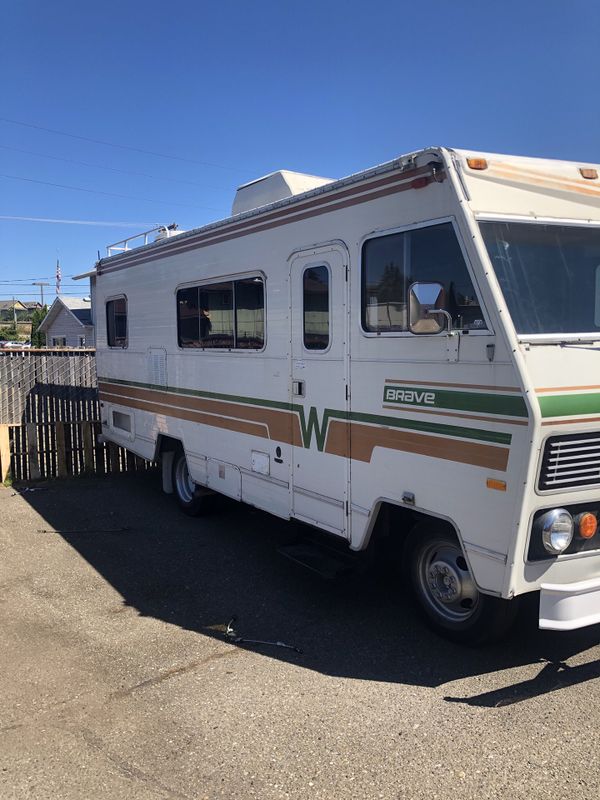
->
<box><xmin>99</xmin><ymin>382</ymin><xmax>300</xmax><ymax>445</ymax></box>
<box><xmin>101</xmin><ymin>381</ymin><xmax>509</xmax><ymax>469</ymax></box>
<box><xmin>493</xmin><ymin>162</ymin><xmax>600</xmax><ymax>193</ymax></box>
<box><xmin>325</xmin><ymin>420</ymin><xmax>509</xmax><ymax>471</ymax></box>
<box><xmin>381</xmin><ymin>404</ymin><xmax>529</xmax><ymax>426</ymax></box>
<box><xmin>100</xmin><ymin>166</ymin><xmax>440</xmax><ymax>275</ymax></box>
<box><xmin>542</xmin><ymin>416</ymin><xmax>600</xmax><ymax>426</ymax></box>
<box><xmin>490</xmin><ymin>166</ymin><xmax>600</xmax><ymax>199</ymax></box>
<box><xmin>536</xmin><ymin>385</ymin><xmax>600</xmax><ymax>394</ymax></box>
<box><xmin>100</xmin><ymin>392</ymin><xmax>270</xmax><ymax>440</ymax></box>
<box><xmin>384</xmin><ymin>378</ymin><xmax>521</xmax><ymax>392</ymax></box>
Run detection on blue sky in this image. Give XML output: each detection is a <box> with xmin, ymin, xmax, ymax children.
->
<box><xmin>1</xmin><ymin>0</ymin><xmax>599</xmax><ymax>302</ymax></box>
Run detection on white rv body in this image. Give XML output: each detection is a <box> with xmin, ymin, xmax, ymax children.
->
<box><xmin>89</xmin><ymin>147</ymin><xmax>600</xmax><ymax>637</ymax></box>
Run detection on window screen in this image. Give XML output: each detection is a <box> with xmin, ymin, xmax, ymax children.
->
<box><xmin>177</xmin><ymin>277</ymin><xmax>264</xmax><ymax>349</ymax></box>
<box><xmin>362</xmin><ymin>222</ymin><xmax>485</xmax><ymax>333</ymax></box>
<box><xmin>106</xmin><ymin>298</ymin><xmax>128</xmax><ymax>347</ymax></box>
<box><xmin>303</xmin><ymin>266</ymin><xmax>330</xmax><ymax>350</ymax></box>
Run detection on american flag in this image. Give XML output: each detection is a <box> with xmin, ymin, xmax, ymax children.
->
<box><xmin>56</xmin><ymin>259</ymin><xmax>61</xmax><ymax>295</ymax></box>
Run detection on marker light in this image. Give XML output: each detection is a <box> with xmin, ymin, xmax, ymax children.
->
<box><xmin>575</xmin><ymin>512</ymin><xmax>598</xmax><ymax>540</ymax></box>
<box><xmin>541</xmin><ymin>508</ymin><xmax>574</xmax><ymax>554</ymax></box>
<box><xmin>467</xmin><ymin>158</ymin><xmax>488</xmax><ymax>170</ymax></box>
<box><xmin>579</xmin><ymin>168</ymin><xmax>598</xmax><ymax>180</ymax></box>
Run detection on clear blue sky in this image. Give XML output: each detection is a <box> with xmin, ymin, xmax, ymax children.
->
<box><xmin>1</xmin><ymin>0</ymin><xmax>599</xmax><ymax>302</ymax></box>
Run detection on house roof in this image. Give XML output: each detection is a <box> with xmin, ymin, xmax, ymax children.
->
<box><xmin>0</xmin><ymin>299</ymin><xmax>27</xmax><ymax>311</ymax></box>
<box><xmin>37</xmin><ymin>296</ymin><xmax>92</xmax><ymax>332</ymax></box>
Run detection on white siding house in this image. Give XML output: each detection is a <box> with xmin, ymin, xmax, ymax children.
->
<box><xmin>38</xmin><ymin>296</ymin><xmax>94</xmax><ymax>347</ymax></box>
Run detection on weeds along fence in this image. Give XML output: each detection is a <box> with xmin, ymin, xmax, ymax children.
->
<box><xmin>0</xmin><ymin>349</ymin><xmax>154</xmax><ymax>481</ymax></box>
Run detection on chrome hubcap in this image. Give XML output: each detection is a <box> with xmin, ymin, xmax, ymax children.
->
<box><xmin>416</xmin><ymin>540</ymin><xmax>480</xmax><ymax>622</ymax></box>
<box><xmin>174</xmin><ymin>456</ymin><xmax>195</xmax><ymax>504</ymax></box>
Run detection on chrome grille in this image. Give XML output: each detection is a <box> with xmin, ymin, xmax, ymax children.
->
<box><xmin>539</xmin><ymin>432</ymin><xmax>600</xmax><ymax>491</ymax></box>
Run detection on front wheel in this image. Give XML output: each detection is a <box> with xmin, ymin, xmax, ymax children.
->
<box><xmin>406</xmin><ymin>524</ymin><xmax>517</xmax><ymax>644</ymax></box>
<box><xmin>172</xmin><ymin>449</ymin><xmax>210</xmax><ymax>516</ymax></box>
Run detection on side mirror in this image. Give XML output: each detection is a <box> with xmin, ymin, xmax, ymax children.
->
<box><xmin>408</xmin><ymin>282</ymin><xmax>451</xmax><ymax>335</ymax></box>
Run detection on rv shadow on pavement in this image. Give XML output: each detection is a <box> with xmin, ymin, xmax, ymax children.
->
<box><xmin>17</xmin><ymin>471</ymin><xmax>600</xmax><ymax>708</ymax></box>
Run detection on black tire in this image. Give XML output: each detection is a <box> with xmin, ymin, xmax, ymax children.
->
<box><xmin>405</xmin><ymin>523</ymin><xmax>517</xmax><ymax>645</ymax></box>
<box><xmin>171</xmin><ymin>448</ymin><xmax>209</xmax><ymax>517</ymax></box>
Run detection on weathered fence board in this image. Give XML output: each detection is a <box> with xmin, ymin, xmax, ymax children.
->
<box><xmin>0</xmin><ymin>350</ymin><xmax>155</xmax><ymax>481</ymax></box>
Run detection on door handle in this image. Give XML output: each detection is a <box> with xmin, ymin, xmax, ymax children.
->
<box><xmin>292</xmin><ymin>380</ymin><xmax>305</xmax><ymax>397</ymax></box>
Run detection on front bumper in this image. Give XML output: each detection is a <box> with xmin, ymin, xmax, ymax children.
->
<box><xmin>539</xmin><ymin>577</ymin><xmax>600</xmax><ymax>631</ymax></box>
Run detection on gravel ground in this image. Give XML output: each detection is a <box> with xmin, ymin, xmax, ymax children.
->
<box><xmin>1</xmin><ymin>472</ymin><xmax>599</xmax><ymax>799</ymax></box>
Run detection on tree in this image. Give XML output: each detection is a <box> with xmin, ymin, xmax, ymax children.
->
<box><xmin>30</xmin><ymin>305</ymin><xmax>48</xmax><ymax>348</ymax></box>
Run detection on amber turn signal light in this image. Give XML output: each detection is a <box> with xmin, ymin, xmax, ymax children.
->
<box><xmin>579</xmin><ymin>168</ymin><xmax>598</xmax><ymax>180</ymax></box>
<box><xmin>576</xmin><ymin>512</ymin><xmax>598</xmax><ymax>539</ymax></box>
<box><xmin>467</xmin><ymin>158</ymin><xmax>488</xmax><ymax>170</ymax></box>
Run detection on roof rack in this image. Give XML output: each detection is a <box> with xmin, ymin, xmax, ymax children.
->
<box><xmin>106</xmin><ymin>224</ymin><xmax>179</xmax><ymax>256</ymax></box>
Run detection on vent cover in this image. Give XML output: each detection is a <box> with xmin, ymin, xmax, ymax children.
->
<box><xmin>539</xmin><ymin>432</ymin><xmax>600</xmax><ymax>491</ymax></box>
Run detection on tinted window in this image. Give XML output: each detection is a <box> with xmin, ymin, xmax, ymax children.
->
<box><xmin>235</xmin><ymin>278</ymin><xmax>265</xmax><ymax>349</ymax></box>
<box><xmin>177</xmin><ymin>277</ymin><xmax>264</xmax><ymax>349</ymax></box>
<box><xmin>199</xmin><ymin>282</ymin><xmax>234</xmax><ymax>348</ymax></box>
<box><xmin>303</xmin><ymin>266</ymin><xmax>330</xmax><ymax>350</ymax></box>
<box><xmin>362</xmin><ymin>222</ymin><xmax>485</xmax><ymax>332</ymax></box>
<box><xmin>106</xmin><ymin>298</ymin><xmax>127</xmax><ymax>347</ymax></box>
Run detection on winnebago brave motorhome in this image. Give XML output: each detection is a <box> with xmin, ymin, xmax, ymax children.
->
<box><xmin>85</xmin><ymin>148</ymin><xmax>600</xmax><ymax>643</ymax></box>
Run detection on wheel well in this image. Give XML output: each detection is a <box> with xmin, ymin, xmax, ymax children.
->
<box><xmin>155</xmin><ymin>436</ymin><xmax>184</xmax><ymax>494</ymax></box>
<box><xmin>154</xmin><ymin>435</ymin><xmax>182</xmax><ymax>461</ymax></box>
<box><xmin>366</xmin><ymin>501</ymin><xmax>459</xmax><ymax>561</ymax></box>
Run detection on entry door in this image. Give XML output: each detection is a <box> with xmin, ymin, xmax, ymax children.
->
<box><xmin>289</xmin><ymin>245</ymin><xmax>349</xmax><ymax>537</ymax></box>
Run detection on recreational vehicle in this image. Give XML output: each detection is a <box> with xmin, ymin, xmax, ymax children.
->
<box><xmin>83</xmin><ymin>148</ymin><xmax>600</xmax><ymax>643</ymax></box>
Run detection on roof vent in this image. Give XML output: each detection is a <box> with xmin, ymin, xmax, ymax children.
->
<box><xmin>232</xmin><ymin>170</ymin><xmax>333</xmax><ymax>215</ymax></box>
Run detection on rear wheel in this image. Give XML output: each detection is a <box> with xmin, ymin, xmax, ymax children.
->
<box><xmin>172</xmin><ymin>449</ymin><xmax>209</xmax><ymax>516</ymax></box>
<box><xmin>406</xmin><ymin>524</ymin><xmax>516</xmax><ymax>644</ymax></box>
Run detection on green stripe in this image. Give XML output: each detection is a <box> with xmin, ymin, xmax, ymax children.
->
<box><xmin>99</xmin><ymin>377</ymin><xmax>511</xmax><ymax>449</ymax></box>
<box><xmin>539</xmin><ymin>392</ymin><xmax>600</xmax><ymax>419</ymax></box>
<box><xmin>383</xmin><ymin>385</ymin><xmax>527</xmax><ymax>417</ymax></box>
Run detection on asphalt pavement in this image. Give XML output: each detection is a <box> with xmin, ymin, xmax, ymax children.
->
<box><xmin>1</xmin><ymin>472</ymin><xmax>599</xmax><ymax>799</ymax></box>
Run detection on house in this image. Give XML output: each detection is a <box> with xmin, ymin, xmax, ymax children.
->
<box><xmin>22</xmin><ymin>301</ymin><xmax>43</xmax><ymax>313</ymax></box>
<box><xmin>0</xmin><ymin>299</ymin><xmax>28</xmax><ymax>322</ymax></box>
<box><xmin>37</xmin><ymin>296</ymin><xmax>94</xmax><ymax>347</ymax></box>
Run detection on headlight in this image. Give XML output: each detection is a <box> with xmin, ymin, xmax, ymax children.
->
<box><xmin>541</xmin><ymin>509</ymin><xmax>574</xmax><ymax>554</ymax></box>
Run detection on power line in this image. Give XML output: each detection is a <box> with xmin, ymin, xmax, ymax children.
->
<box><xmin>0</xmin><ymin>215</ymin><xmax>160</xmax><ymax>227</ymax></box>
<box><xmin>0</xmin><ymin>116</ymin><xmax>247</xmax><ymax>173</ymax></box>
<box><xmin>0</xmin><ymin>173</ymin><xmax>226</xmax><ymax>211</ymax></box>
<box><xmin>0</xmin><ymin>291</ymin><xmax>85</xmax><ymax>298</ymax></box>
<box><xmin>0</xmin><ymin>143</ymin><xmax>232</xmax><ymax>191</ymax></box>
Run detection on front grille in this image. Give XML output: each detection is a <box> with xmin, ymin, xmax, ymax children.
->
<box><xmin>539</xmin><ymin>432</ymin><xmax>600</xmax><ymax>491</ymax></box>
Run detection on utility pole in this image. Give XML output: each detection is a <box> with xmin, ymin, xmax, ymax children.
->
<box><xmin>32</xmin><ymin>281</ymin><xmax>50</xmax><ymax>307</ymax></box>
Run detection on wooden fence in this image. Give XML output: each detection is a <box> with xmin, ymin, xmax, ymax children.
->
<box><xmin>0</xmin><ymin>349</ymin><xmax>154</xmax><ymax>481</ymax></box>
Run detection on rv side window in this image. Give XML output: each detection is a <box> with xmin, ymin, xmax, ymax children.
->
<box><xmin>362</xmin><ymin>222</ymin><xmax>486</xmax><ymax>333</ymax></box>
<box><xmin>303</xmin><ymin>266</ymin><xmax>330</xmax><ymax>350</ymax></box>
<box><xmin>177</xmin><ymin>277</ymin><xmax>264</xmax><ymax>349</ymax></box>
<box><xmin>106</xmin><ymin>297</ymin><xmax>128</xmax><ymax>347</ymax></box>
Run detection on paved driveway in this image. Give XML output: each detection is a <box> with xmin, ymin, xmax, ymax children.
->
<box><xmin>1</xmin><ymin>473</ymin><xmax>599</xmax><ymax>799</ymax></box>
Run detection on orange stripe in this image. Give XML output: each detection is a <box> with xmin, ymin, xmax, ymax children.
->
<box><xmin>102</xmin><ymin>382</ymin><xmax>510</xmax><ymax>470</ymax></box>
<box><xmin>490</xmin><ymin>166</ymin><xmax>600</xmax><ymax>199</ymax></box>
<box><xmin>99</xmin><ymin>382</ymin><xmax>300</xmax><ymax>445</ymax></box>
<box><xmin>101</xmin><ymin>392</ymin><xmax>270</xmax><ymax>440</ymax></box>
<box><xmin>542</xmin><ymin>416</ymin><xmax>600</xmax><ymax>426</ymax></box>
<box><xmin>493</xmin><ymin>161</ymin><xmax>600</xmax><ymax>193</ymax></box>
<box><xmin>324</xmin><ymin>420</ymin><xmax>509</xmax><ymax>471</ymax></box>
<box><xmin>536</xmin><ymin>385</ymin><xmax>600</xmax><ymax>393</ymax></box>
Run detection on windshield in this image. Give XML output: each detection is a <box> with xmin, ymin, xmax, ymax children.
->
<box><xmin>479</xmin><ymin>221</ymin><xmax>600</xmax><ymax>336</ymax></box>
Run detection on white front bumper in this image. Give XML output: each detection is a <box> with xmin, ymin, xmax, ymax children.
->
<box><xmin>539</xmin><ymin>577</ymin><xmax>600</xmax><ymax>631</ymax></box>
